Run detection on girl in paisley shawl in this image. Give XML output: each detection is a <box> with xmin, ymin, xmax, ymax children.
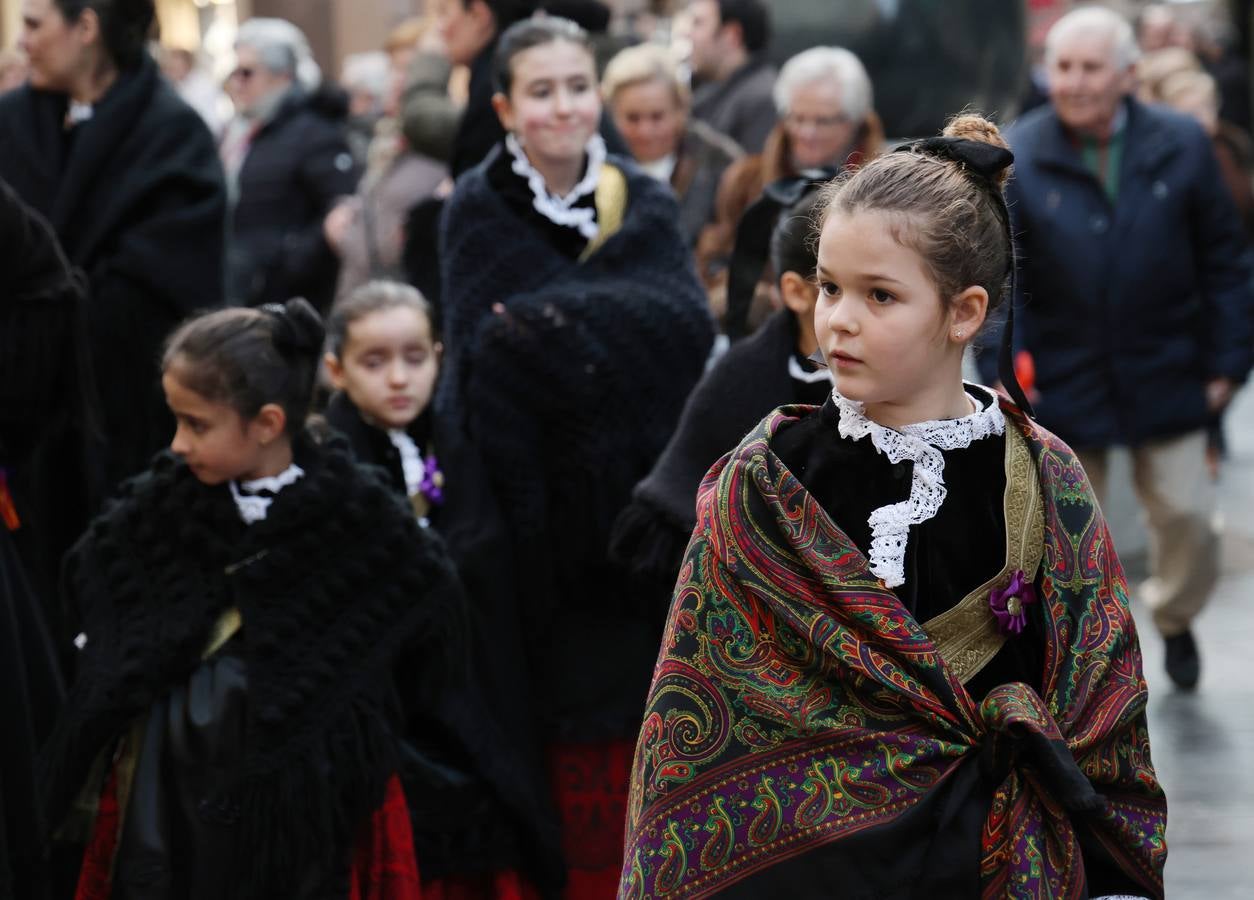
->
<box><xmin>620</xmin><ymin>115</ymin><xmax>1167</xmax><ymax>899</ymax></box>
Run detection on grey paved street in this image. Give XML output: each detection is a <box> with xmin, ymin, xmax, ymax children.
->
<box><xmin>1104</xmin><ymin>386</ymin><xmax>1254</xmax><ymax>897</ymax></box>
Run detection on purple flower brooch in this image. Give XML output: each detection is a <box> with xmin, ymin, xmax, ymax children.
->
<box><xmin>989</xmin><ymin>569</ymin><xmax>1037</xmax><ymax>636</ymax></box>
<box><xmin>420</xmin><ymin>452</ymin><xmax>445</xmax><ymax>506</ymax></box>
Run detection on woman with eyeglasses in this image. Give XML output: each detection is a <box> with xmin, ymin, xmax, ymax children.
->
<box><xmin>697</xmin><ymin>46</ymin><xmax>884</xmax><ymax>331</ymax></box>
<box><xmin>221</xmin><ymin>18</ymin><xmax>359</xmax><ymax>314</ymax></box>
<box><xmin>0</xmin><ymin>0</ymin><xmax>226</xmax><ymax>572</ymax></box>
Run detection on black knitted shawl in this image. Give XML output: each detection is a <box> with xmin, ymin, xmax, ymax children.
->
<box><xmin>610</xmin><ymin>310</ymin><xmax>807</xmax><ymax>589</ymax></box>
<box><xmin>436</xmin><ymin>148</ymin><xmax>714</xmax><ymax>636</ymax></box>
<box><xmin>41</xmin><ymin>435</ymin><xmax>464</xmax><ymax>897</ymax></box>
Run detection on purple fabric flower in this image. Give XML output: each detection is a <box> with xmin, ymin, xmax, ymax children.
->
<box><xmin>989</xmin><ymin>569</ymin><xmax>1037</xmax><ymax>636</ymax></box>
<box><xmin>420</xmin><ymin>453</ymin><xmax>444</xmax><ymax>506</ymax></box>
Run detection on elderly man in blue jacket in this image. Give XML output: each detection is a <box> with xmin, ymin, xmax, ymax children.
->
<box><xmin>995</xmin><ymin>5</ymin><xmax>1252</xmax><ymax>689</ymax></box>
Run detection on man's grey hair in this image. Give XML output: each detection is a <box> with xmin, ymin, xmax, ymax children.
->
<box><xmin>772</xmin><ymin>46</ymin><xmax>872</xmax><ymax>123</ymax></box>
<box><xmin>236</xmin><ymin>18</ymin><xmax>322</xmax><ymax>91</ymax></box>
<box><xmin>1046</xmin><ymin>6</ymin><xmax>1141</xmax><ymax>70</ymax></box>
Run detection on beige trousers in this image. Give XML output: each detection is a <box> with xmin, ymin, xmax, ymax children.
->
<box><xmin>1077</xmin><ymin>430</ymin><xmax>1219</xmax><ymax>637</ymax></box>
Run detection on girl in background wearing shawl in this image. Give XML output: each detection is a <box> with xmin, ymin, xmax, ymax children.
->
<box><xmin>621</xmin><ymin>116</ymin><xmax>1166</xmax><ymax>898</ymax></box>
<box><xmin>437</xmin><ymin>16</ymin><xmax>713</xmax><ymax>898</ymax></box>
<box><xmin>43</xmin><ymin>300</ymin><xmax>465</xmax><ymax>900</ymax></box>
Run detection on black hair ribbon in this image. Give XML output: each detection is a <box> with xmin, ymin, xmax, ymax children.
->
<box><xmin>895</xmin><ymin>136</ymin><xmax>1035</xmax><ymax>418</ymax></box>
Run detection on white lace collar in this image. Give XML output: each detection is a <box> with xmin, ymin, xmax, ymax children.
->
<box><xmin>387</xmin><ymin>429</ymin><xmax>425</xmax><ymax>498</ymax></box>
<box><xmin>832</xmin><ymin>384</ymin><xmax>1005</xmax><ymax>589</ymax></box>
<box><xmin>230</xmin><ymin>463</ymin><xmax>306</xmax><ymax>525</ymax></box>
<box><xmin>505</xmin><ymin>131</ymin><xmax>605</xmax><ymax>241</ymax></box>
<box><xmin>788</xmin><ymin>354</ymin><xmax>834</xmax><ymax>385</ymax></box>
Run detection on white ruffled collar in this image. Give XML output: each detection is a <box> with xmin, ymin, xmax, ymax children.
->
<box><xmin>230</xmin><ymin>463</ymin><xmax>306</xmax><ymax>525</ymax></box>
<box><xmin>505</xmin><ymin>131</ymin><xmax>605</xmax><ymax>241</ymax></box>
<box><xmin>387</xmin><ymin>429</ymin><xmax>425</xmax><ymax>498</ymax></box>
<box><xmin>789</xmin><ymin>354</ymin><xmax>834</xmax><ymax>385</ymax></box>
<box><xmin>832</xmin><ymin>383</ymin><xmax>1005</xmax><ymax>589</ymax></box>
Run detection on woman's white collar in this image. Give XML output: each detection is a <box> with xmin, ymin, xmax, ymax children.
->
<box><xmin>832</xmin><ymin>383</ymin><xmax>1005</xmax><ymax>588</ymax></box>
<box><xmin>505</xmin><ymin>132</ymin><xmax>605</xmax><ymax>241</ymax></box>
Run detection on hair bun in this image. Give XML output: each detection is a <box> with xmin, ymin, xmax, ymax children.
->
<box><xmin>942</xmin><ymin>114</ymin><xmax>1012</xmax><ymax>188</ymax></box>
<box><xmin>263</xmin><ymin>297</ymin><xmax>326</xmax><ymax>356</ymax></box>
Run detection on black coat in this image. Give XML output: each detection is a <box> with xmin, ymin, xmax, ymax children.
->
<box><xmin>0</xmin><ymin>53</ymin><xmax>227</xmax><ymax>488</ymax></box>
<box><xmin>0</xmin><ymin>529</ymin><xmax>63</xmax><ymax>900</ymax></box>
<box><xmin>227</xmin><ymin>86</ymin><xmax>360</xmax><ymax>312</ymax></box>
<box><xmin>992</xmin><ymin>99</ymin><xmax>1254</xmax><ymax>447</ymax></box>
<box><xmin>0</xmin><ymin>177</ymin><xmax>97</xmax><ymax>675</ymax></box>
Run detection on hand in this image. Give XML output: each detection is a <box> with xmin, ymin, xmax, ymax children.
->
<box><xmin>323</xmin><ymin>201</ymin><xmax>356</xmax><ymax>254</ymax></box>
<box><xmin>1206</xmin><ymin>377</ymin><xmax>1235</xmax><ymax>414</ymax></box>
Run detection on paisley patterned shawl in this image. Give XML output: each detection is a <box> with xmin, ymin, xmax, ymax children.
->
<box><xmin>620</xmin><ymin>402</ymin><xmax>1166</xmax><ymax>899</ymax></box>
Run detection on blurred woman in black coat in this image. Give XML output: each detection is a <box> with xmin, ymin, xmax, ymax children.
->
<box><xmin>0</xmin><ymin>0</ymin><xmax>226</xmax><ymax>579</ymax></box>
<box><xmin>222</xmin><ymin>18</ymin><xmax>360</xmax><ymax>313</ymax></box>
<box><xmin>0</xmin><ymin>178</ymin><xmax>87</xmax><ymax>900</ymax></box>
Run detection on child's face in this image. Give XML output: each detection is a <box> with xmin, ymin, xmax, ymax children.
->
<box><xmin>163</xmin><ymin>369</ymin><xmax>276</xmax><ymax>485</ymax></box>
<box><xmin>815</xmin><ymin>209</ymin><xmax>965</xmax><ymax>418</ymax></box>
<box><xmin>326</xmin><ymin>306</ymin><xmax>441</xmax><ymax>431</ymax></box>
<box><xmin>494</xmin><ymin>40</ymin><xmax>601</xmax><ymax>173</ymax></box>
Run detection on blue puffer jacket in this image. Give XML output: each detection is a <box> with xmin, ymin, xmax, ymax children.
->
<box><xmin>992</xmin><ymin>98</ymin><xmax>1253</xmax><ymax>448</ymax></box>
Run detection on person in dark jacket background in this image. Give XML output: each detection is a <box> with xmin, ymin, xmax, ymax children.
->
<box><xmin>222</xmin><ymin>18</ymin><xmax>360</xmax><ymax>312</ymax></box>
<box><xmin>0</xmin><ymin>0</ymin><xmax>226</xmax><ymax>504</ymax></box>
<box><xmin>989</xmin><ymin>6</ymin><xmax>1254</xmax><ymax>690</ymax></box>
<box><xmin>0</xmin><ymin>178</ymin><xmax>83</xmax><ymax>900</ymax></box>
<box><xmin>686</xmin><ymin>0</ymin><xmax>777</xmax><ymax>154</ymax></box>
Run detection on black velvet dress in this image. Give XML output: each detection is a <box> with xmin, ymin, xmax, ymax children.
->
<box><xmin>772</xmin><ymin>388</ymin><xmax>1044</xmax><ymax>702</ymax></box>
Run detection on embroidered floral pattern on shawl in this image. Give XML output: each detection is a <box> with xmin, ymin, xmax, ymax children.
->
<box><xmin>620</xmin><ymin>403</ymin><xmax>1166</xmax><ymax>899</ymax></box>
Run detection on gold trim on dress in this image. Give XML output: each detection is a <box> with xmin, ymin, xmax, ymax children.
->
<box><xmin>921</xmin><ymin>422</ymin><xmax>1044</xmax><ymax>684</ymax></box>
<box><xmin>580</xmin><ymin>162</ymin><xmax>628</xmax><ymax>261</ymax></box>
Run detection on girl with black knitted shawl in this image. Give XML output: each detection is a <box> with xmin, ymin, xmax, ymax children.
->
<box><xmin>42</xmin><ymin>299</ymin><xmax>463</xmax><ymax>900</ymax></box>
<box><xmin>322</xmin><ymin>281</ymin><xmax>565</xmax><ymax>894</ymax></box>
<box><xmin>436</xmin><ymin>17</ymin><xmax>713</xmax><ymax>898</ymax></box>
<box><xmin>611</xmin><ymin>182</ymin><xmax>833</xmax><ymax>607</ymax></box>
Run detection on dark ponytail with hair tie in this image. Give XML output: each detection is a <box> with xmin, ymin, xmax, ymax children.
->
<box><xmin>261</xmin><ymin>298</ymin><xmax>326</xmax><ymax>359</ymax></box>
<box><xmin>164</xmin><ymin>299</ymin><xmax>326</xmax><ymax>436</ymax></box>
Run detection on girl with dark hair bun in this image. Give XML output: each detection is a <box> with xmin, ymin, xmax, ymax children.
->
<box><xmin>41</xmin><ymin>299</ymin><xmax>469</xmax><ymax>899</ymax></box>
<box><xmin>438</xmin><ymin>13</ymin><xmax>713</xmax><ymax>897</ymax></box>
<box><xmin>0</xmin><ymin>0</ymin><xmax>226</xmax><ymax>494</ymax></box>
<box><xmin>621</xmin><ymin>116</ymin><xmax>1167</xmax><ymax>898</ymax></box>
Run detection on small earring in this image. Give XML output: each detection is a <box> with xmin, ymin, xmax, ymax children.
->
<box><xmin>954</xmin><ymin>330</ymin><xmax>965</xmax><ymax>339</ymax></box>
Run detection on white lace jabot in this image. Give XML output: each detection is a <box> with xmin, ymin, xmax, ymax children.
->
<box><xmin>230</xmin><ymin>463</ymin><xmax>306</xmax><ymax>525</ymax></box>
<box><xmin>505</xmin><ymin>132</ymin><xmax>605</xmax><ymax>241</ymax></box>
<box><xmin>833</xmin><ymin>384</ymin><xmax>1005</xmax><ymax>588</ymax></box>
<box><xmin>388</xmin><ymin>429</ymin><xmax>425</xmax><ymax>498</ymax></box>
